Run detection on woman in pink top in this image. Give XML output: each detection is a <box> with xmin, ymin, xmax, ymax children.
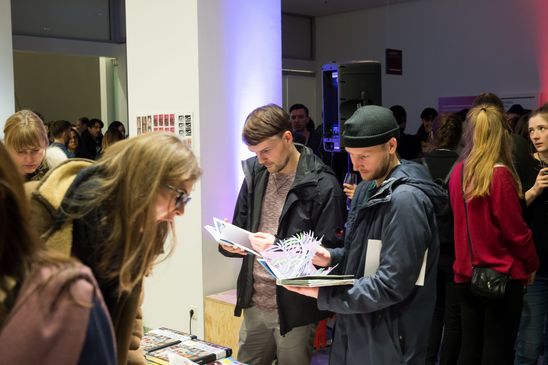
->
<box><xmin>448</xmin><ymin>104</ymin><xmax>538</xmax><ymax>365</ymax></box>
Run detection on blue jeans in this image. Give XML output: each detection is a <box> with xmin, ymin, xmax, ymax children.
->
<box><xmin>515</xmin><ymin>276</ymin><xmax>548</xmax><ymax>365</ymax></box>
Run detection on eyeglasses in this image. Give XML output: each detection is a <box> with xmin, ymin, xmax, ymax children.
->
<box><xmin>166</xmin><ymin>184</ymin><xmax>191</xmax><ymax>210</ymax></box>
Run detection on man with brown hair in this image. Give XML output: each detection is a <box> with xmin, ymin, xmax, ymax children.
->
<box><xmin>219</xmin><ymin>103</ymin><xmax>345</xmax><ymax>365</ymax></box>
<box><xmin>46</xmin><ymin>120</ymin><xmax>72</xmax><ymax>169</ymax></box>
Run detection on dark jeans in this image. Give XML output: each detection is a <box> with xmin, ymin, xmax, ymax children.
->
<box><xmin>426</xmin><ymin>267</ymin><xmax>462</xmax><ymax>365</ymax></box>
<box><xmin>457</xmin><ymin>280</ymin><xmax>524</xmax><ymax>365</ymax></box>
<box><xmin>514</xmin><ymin>275</ymin><xmax>548</xmax><ymax>365</ymax></box>
<box><xmin>439</xmin><ymin>279</ymin><xmax>462</xmax><ymax>365</ymax></box>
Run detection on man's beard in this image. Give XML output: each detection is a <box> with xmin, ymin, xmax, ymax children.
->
<box><xmin>370</xmin><ymin>153</ymin><xmax>393</xmax><ymax>182</ymax></box>
<box><xmin>269</xmin><ymin>153</ymin><xmax>291</xmax><ymax>174</ymax></box>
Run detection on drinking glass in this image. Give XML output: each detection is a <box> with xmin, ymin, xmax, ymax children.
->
<box><xmin>343</xmin><ymin>172</ymin><xmax>358</xmax><ymax>210</ymax></box>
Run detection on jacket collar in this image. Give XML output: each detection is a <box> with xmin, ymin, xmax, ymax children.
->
<box><xmin>356</xmin><ymin>161</ymin><xmax>447</xmax><ymax>212</ymax></box>
<box><xmin>241</xmin><ymin>144</ymin><xmax>328</xmax><ymax>191</ymax></box>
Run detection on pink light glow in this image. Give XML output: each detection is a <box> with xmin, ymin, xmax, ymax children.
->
<box><xmin>531</xmin><ymin>0</ymin><xmax>548</xmax><ymax>105</ymax></box>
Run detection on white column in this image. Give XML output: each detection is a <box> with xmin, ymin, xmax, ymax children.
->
<box><xmin>126</xmin><ymin>0</ymin><xmax>281</xmax><ymax>338</ymax></box>
<box><xmin>0</xmin><ymin>0</ymin><xmax>15</xmax><ymax>134</ymax></box>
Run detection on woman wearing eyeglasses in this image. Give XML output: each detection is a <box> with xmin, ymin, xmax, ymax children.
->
<box><xmin>29</xmin><ymin>133</ymin><xmax>201</xmax><ymax>365</ymax></box>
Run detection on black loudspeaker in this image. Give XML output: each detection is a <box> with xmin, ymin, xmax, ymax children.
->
<box><xmin>322</xmin><ymin>61</ymin><xmax>382</xmax><ymax>152</ymax></box>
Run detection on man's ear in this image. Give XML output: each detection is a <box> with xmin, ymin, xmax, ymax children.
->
<box><xmin>387</xmin><ymin>137</ymin><xmax>398</xmax><ymax>154</ymax></box>
<box><xmin>282</xmin><ymin>130</ymin><xmax>293</xmax><ymax>143</ymax></box>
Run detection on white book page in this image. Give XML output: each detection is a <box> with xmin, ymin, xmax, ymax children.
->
<box><xmin>204</xmin><ymin>218</ymin><xmax>261</xmax><ymax>256</ymax></box>
<box><xmin>364</xmin><ymin>239</ymin><xmax>428</xmax><ymax>286</ymax></box>
<box><xmin>364</xmin><ymin>239</ymin><xmax>382</xmax><ymax>277</ymax></box>
<box><xmin>415</xmin><ymin>249</ymin><xmax>428</xmax><ymax>286</ymax></box>
<box><xmin>213</xmin><ymin>217</ymin><xmax>253</xmax><ymax>250</ymax></box>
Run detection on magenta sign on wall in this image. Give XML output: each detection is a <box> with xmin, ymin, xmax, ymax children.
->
<box><xmin>386</xmin><ymin>49</ymin><xmax>402</xmax><ymax>75</ymax></box>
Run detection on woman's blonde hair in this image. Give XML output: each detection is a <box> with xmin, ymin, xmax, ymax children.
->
<box><xmin>101</xmin><ymin>128</ymin><xmax>124</xmax><ymax>152</ymax></box>
<box><xmin>461</xmin><ymin>104</ymin><xmax>521</xmax><ymax>199</ymax></box>
<box><xmin>3</xmin><ymin>110</ymin><xmax>49</xmax><ymax>151</ymax></box>
<box><xmin>65</xmin><ymin>133</ymin><xmax>201</xmax><ymax>294</ymax></box>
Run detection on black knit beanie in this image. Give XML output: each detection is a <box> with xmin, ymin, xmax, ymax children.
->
<box><xmin>343</xmin><ymin>105</ymin><xmax>400</xmax><ymax>148</ymax></box>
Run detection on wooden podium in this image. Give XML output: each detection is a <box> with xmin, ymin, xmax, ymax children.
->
<box><xmin>204</xmin><ymin>289</ymin><xmax>243</xmax><ymax>358</ymax></box>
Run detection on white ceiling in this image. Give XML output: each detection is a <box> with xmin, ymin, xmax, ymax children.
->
<box><xmin>282</xmin><ymin>0</ymin><xmax>415</xmax><ymax>17</ymax></box>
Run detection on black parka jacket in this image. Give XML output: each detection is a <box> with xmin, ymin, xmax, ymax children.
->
<box><xmin>219</xmin><ymin>145</ymin><xmax>346</xmax><ymax>335</ymax></box>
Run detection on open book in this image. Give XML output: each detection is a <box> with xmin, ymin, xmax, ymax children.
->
<box><xmin>258</xmin><ymin>231</ymin><xmax>355</xmax><ymax>287</ymax></box>
<box><xmin>204</xmin><ymin>217</ymin><xmax>260</xmax><ymax>256</ymax></box>
<box><xmin>205</xmin><ymin>221</ymin><xmax>355</xmax><ymax>287</ymax></box>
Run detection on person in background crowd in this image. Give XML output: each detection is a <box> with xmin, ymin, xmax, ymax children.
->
<box><xmin>289</xmin><ymin>103</ymin><xmax>323</xmax><ymax>158</ymax></box>
<box><xmin>417</xmin><ymin>107</ymin><xmax>439</xmax><ymax>155</ymax></box>
<box><xmin>108</xmin><ymin>121</ymin><xmax>127</xmax><ymax>139</ymax></box>
<box><xmin>506</xmin><ymin>104</ymin><xmax>528</xmax><ymax>131</ymax></box>
<box><xmin>514</xmin><ymin>104</ymin><xmax>548</xmax><ymax>365</ymax></box>
<box><xmin>2</xmin><ymin>110</ymin><xmax>49</xmax><ymax>181</ymax></box>
<box><xmin>29</xmin><ymin>133</ymin><xmax>201</xmax><ymax>365</ymax></box>
<box><xmin>0</xmin><ymin>142</ymin><xmax>116</xmax><ymax>365</ymax></box>
<box><xmin>46</xmin><ymin>120</ymin><xmax>72</xmax><ymax>169</ymax></box>
<box><xmin>513</xmin><ymin>112</ymin><xmax>532</xmax><ymax>141</ymax></box>
<box><xmin>44</xmin><ymin>120</ymin><xmax>54</xmax><ymax>144</ymax></box>
<box><xmin>67</xmin><ymin>127</ymin><xmax>80</xmax><ymax>158</ymax></box>
<box><xmin>287</xmin><ymin>105</ymin><xmax>446</xmax><ymax>364</ymax></box>
<box><xmin>219</xmin><ymin>104</ymin><xmax>345</xmax><ymax>365</ymax></box>
<box><xmin>391</xmin><ymin>104</ymin><xmax>420</xmax><ymax>160</ymax></box>
<box><xmin>422</xmin><ymin>113</ymin><xmax>464</xmax><ymax>365</ymax></box>
<box><xmin>448</xmin><ymin>105</ymin><xmax>538</xmax><ymax>365</ymax></box>
<box><xmin>79</xmin><ymin>118</ymin><xmax>103</xmax><ymax>160</ymax></box>
<box><xmin>75</xmin><ymin>117</ymin><xmax>90</xmax><ymax>136</ymax></box>
<box><xmin>102</xmin><ymin>128</ymin><xmax>125</xmax><ymax>154</ymax></box>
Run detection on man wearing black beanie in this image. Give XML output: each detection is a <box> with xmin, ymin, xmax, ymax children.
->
<box><xmin>286</xmin><ymin>105</ymin><xmax>447</xmax><ymax>364</ymax></box>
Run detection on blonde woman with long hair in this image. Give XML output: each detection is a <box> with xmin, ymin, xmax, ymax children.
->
<box><xmin>448</xmin><ymin>105</ymin><xmax>538</xmax><ymax>364</ymax></box>
<box><xmin>3</xmin><ymin>110</ymin><xmax>50</xmax><ymax>181</ymax></box>
<box><xmin>30</xmin><ymin>133</ymin><xmax>201</xmax><ymax>365</ymax></box>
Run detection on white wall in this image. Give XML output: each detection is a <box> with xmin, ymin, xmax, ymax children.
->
<box><xmin>12</xmin><ymin>35</ymin><xmax>128</xmax><ymax>125</ymax></box>
<box><xmin>283</xmin><ymin>74</ymin><xmax>319</xmax><ymax>124</ymax></box>
<box><xmin>197</xmin><ymin>0</ymin><xmax>282</xmax><ymax>297</ymax></box>
<box><xmin>126</xmin><ymin>0</ymin><xmax>204</xmax><ymax>336</ymax></box>
<box><xmin>0</xmin><ymin>0</ymin><xmax>15</xmax><ymax>134</ymax></box>
<box><xmin>127</xmin><ymin>0</ymin><xmax>282</xmax><ymax>339</ymax></box>
<box><xmin>315</xmin><ymin>0</ymin><xmax>548</xmax><ymax>132</ymax></box>
<box><xmin>13</xmin><ymin>51</ymin><xmax>101</xmax><ymax>122</ymax></box>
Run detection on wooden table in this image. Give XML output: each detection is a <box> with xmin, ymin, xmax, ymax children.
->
<box><xmin>204</xmin><ymin>289</ymin><xmax>243</xmax><ymax>358</ymax></box>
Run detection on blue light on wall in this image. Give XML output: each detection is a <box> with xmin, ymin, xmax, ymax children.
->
<box><xmin>221</xmin><ymin>0</ymin><xmax>282</xmax><ymax>187</ymax></box>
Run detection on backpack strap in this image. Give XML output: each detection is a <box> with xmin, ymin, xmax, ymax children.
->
<box><xmin>444</xmin><ymin>159</ymin><xmax>459</xmax><ymax>185</ymax></box>
<box><xmin>422</xmin><ymin>156</ymin><xmax>459</xmax><ymax>185</ymax></box>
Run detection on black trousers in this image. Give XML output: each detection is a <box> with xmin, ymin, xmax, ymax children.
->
<box><xmin>456</xmin><ymin>280</ymin><xmax>524</xmax><ymax>365</ymax></box>
<box><xmin>426</xmin><ymin>267</ymin><xmax>462</xmax><ymax>365</ymax></box>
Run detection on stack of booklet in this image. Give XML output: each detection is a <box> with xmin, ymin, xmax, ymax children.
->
<box><xmin>205</xmin><ymin>218</ymin><xmax>355</xmax><ymax>287</ymax></box>
<box><xmin>142</xmin><ymin>327</ymin><xmax>235</xmax><ymax>365</ymax></box>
